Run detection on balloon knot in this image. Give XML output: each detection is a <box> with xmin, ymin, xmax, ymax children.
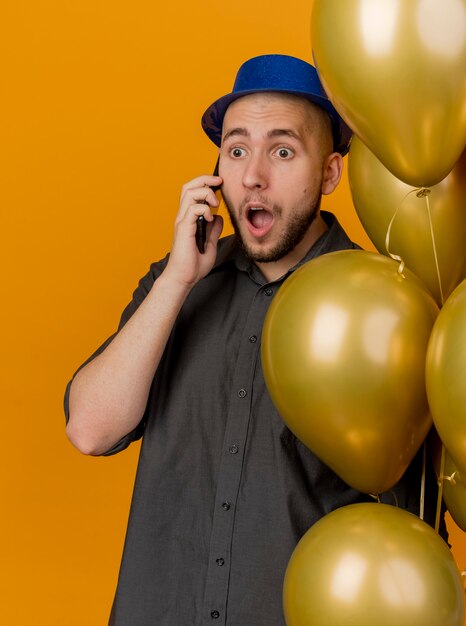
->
<box><xmin>416</xmin><ymin>188</ymin><xmax>431</xmax><ymax>198</ymax></box>
<box><xmin>444</xmin><ymin>471</ymin><xmax>458</xmax><ymax>486</ymax></box>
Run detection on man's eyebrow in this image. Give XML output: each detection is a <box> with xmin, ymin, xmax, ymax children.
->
<box><xmin>222</xmin><ymin>127</ymin><xmax>303</xmax><ymax>143</ymax></box>
<box><xmin>267</xmin><ymin>129</ymin><xmax>302</xmax><ymax>140</ymax></box>
<box><xmin>222</xmin><ymin>128</ymin><xmax>249</xmax><ymax>142</ymax></box>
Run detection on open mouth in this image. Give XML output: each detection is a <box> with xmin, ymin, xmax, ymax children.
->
<box><xmin>246</xmin><ymin>206</ymin><xmax>274</xmax><ymax>237</ymax></box>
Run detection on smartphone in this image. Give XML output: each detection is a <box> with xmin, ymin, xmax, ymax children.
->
<box><xmin>196</xmin><ymin>159</ymin><xmax>222</xmax><ymax>253</ymax></box>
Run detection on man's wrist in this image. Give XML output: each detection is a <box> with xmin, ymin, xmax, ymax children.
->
<box><xmin>153</xmin><ymin>267</ymin><xmax>195</xmax><ymax>302</ymax></box>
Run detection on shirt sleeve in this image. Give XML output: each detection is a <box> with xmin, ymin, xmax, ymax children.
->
<box><xmin>63</xmin><ymin>254</ymin><xmax>170</xmax><ymax>456</ymax></box>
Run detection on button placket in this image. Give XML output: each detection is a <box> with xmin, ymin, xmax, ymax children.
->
<box><xmin>201</xmin><ymin>283</ymin><xmax>275</xmax><ymax>624</ymax></box>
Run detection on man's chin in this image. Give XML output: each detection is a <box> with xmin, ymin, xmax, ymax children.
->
<box><xmin>238</xmin><ymin>238</ymin><xmax>287</xmax><ymax>264</ymax></box>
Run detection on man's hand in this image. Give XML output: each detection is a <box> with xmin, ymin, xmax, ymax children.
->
<box><xmin>164</xmin><ymin>174</ymin><xmax>224</xmax><ymax>289</ymax></box>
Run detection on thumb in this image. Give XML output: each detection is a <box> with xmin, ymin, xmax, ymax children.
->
<box><xmin>207</xmin><ymin>214</ymin><xmax>224</xmax><ymax>250</ymax></box>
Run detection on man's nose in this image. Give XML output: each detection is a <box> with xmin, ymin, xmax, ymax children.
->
<box><xmin>242</xmin><ymin>153</ymin><xmax>268</xmax><ymax>190</ymax></box>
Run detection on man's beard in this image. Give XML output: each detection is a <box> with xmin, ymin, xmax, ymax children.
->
<box><xmin>223</xmin><ymin>192</ymin><xmax>322</xmax><ymax>263</ymax></box>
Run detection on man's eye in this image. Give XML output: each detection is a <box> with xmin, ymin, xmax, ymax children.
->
<box><xmin>231</xmin><ymin>147</ymin><xmax>245</xmax><ymax>158</ymax></box>
<box><xmin>276</xmin><ymin>148</ymin><xmax>293</xmax><ymax>159</ymax></box>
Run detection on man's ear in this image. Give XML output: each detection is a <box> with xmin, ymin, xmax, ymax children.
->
<box><xmin>321</xmin><ymin>152</ymin><xmax>343</xmax><ymax>195</ymax></box>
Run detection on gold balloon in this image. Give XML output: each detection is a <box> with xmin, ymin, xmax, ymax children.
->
<box><xmin>262</xmin><ymin>250</ymin><xmax>438</xmax><ymax>494</ymax></box>
<box><xmin>283</xmin><ymin>503</ymin><xmax>464</xmax><ymax>626</ymax></box>
<box><xmin>442</xmin><ymin>454</ymin><xmax>466</xmax><ymax>531</ymax></box>
<box><xmin>443</xmin><ymin>451</ymin><xmax>466</xmax><ymax>531</ymax></box>
<box><xmin>311</xmin><ymin>0</ymin><xmax>466</xmax><ymax>187</ymax></box>
<box><xmin>349</xmin><ymin>138</ymin><xmax>466</xmax><ymax>305</ymax></box>
<box><xmin>431</xmin><ymin>433</ymin><xmax>466</xmax><ymax>532</ymax></box>
<box><xmin>426</xmin><ymin>279</ymin><xmax>466</xmax><ymax>477</ymax></box>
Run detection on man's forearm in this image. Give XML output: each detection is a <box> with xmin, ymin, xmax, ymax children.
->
<box><xmin>67</xmin><ymin>173</ymin><xmax>223</xmax><ymax>455</ymax></box>
<box><xmin>66</xmin><ymin>272</ymin><xmax>191</xmax><ymax>455</ymax></box>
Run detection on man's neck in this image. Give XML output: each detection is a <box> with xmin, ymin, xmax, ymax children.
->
<box><xmin>255</xmin><ymin>213</ymin><xmax>329</xmax><ymax>282</ymax></box>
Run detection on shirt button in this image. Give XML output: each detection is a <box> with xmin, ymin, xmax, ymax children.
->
<box><xmin>216</xmin><ymin>558</ymin><xmax>225</xmax><ymax>566</ymax></box>
<box><xmin>211</xmin><ymin>610</ymin><xmax>220</xmax><ymax>619</ymax></box>
<box><xmin>229</xmin><ymin>444</ymin><xmax>239</xmax><ymax>454</ymax></box>
<box><xmin>238</xmin><ymin>388</ymin><xmax>247</xmax><ymax>398</ymax></box>
<box><xmin>222</xmin><ymin>501</ymin><xmax>231</xmax><ymax>511</ymax></box>
<box><xmin>249</xmin><ymin>335</ymin><xmax>257</xmax><ymax>343</ymax></box>
<box><xmin>264</xmin><ymin>287</ymin><xmax>273</xmax><ymax>296</ymax></box>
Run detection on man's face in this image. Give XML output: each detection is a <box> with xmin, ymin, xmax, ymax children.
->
<box><xmin>219</xmin><ymin>92</ymin><xmax>333</xmax><ymax>264</ymax></box>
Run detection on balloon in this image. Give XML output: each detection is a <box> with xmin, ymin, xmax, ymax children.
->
<box><xmin>349</xmin><ymin>138</ymin><xmax>466</xmax><ymax>305</ymax></box>
<box><xmin>426</xmin><ymin>279</ymin><xmax>466</xmax><ymax>477</ymax></box>
<box><xmin>431</xmin><ymin>433</ymin><xmax>466</xmax><ymax>532</ymax></box>
<box><xmin>283</xmin><ymin>503</ymin><xmax>464</xmax><ymax>626</ymax></box>
<box><xmin>262</xmin><ymin>250</ymin><xmax>438</xmax><ymax>494</ymax></box>
<box><xmin>442</xmin><ymin>454</ymin><xmax>466</xmax><ymax>531</ymax></box>
<box><xmin>311</xmin><ymin>0</ymin><xmax>466</xmax><ymax>187</ymax></box>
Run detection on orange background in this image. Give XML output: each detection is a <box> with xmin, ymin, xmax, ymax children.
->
<box><xmin>1</xmin><ymin>0</ymin><xmax>464</xmax><ymax>624</ymax></box>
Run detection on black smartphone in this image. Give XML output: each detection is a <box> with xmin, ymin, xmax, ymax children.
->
<box><xmin>196</xmin><ymin>159</ymin><xmax>221</xmax><ymax>254</ymax></box>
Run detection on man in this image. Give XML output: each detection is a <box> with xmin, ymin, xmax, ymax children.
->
<box><xmin>65</xmin><ymin>54</ymin><xmax>440</xmax><ymax>625</ymax></box>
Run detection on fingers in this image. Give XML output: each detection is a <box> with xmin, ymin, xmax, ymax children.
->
<box><xmin>172</xmin><ymin>175</ymin><xmax>223</xmax><ymax>259</ymax></box>
<box><xmin>165</xmin><ymin>179</ymin><xmax>224</xmax><ymax>288</ymax></box>
<box><xmin>178</xmin><ymin>175</ymin><xmax>223</xmax><ymax>222</ymax></box>
<box><xmin>181</xmin><ymin>174</ymin><xmax>222</xmax><ymax>195</ymax></box>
